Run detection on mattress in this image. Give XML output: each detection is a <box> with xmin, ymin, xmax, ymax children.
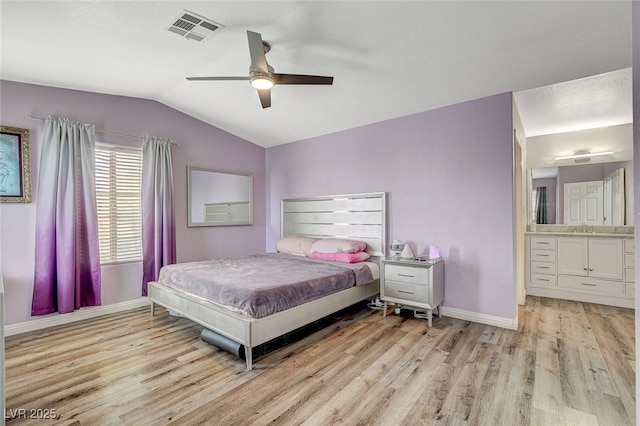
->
<box><xmin>157</xmin><ymin>253</ymin><xmax>376</xmax><ymax>318</ymax></box>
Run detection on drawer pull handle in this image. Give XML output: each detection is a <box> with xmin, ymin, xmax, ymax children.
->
<box><xmin>537</xmin><ymin>254</ymin><xmax>550</xmax><ymax>257</ymax></box>
<box><xmin>589</xmin><ymin>268</ymin><xmax>593</xmax><ymax>272</ymax></box>
<box><xmin>538</xmin><ymin>266</ymin><xmax>550</xmax><ymax>269</ymax></box>
<box><xmin>538</xmin><ymin>278</ymin><xmax>550</xmax><ymax>282</ymax></box>
<box><xmin>581</xmin><ymin>283</ymin><xmax>597</xmax><ymax>287</ymax></box>
<box><xmin>397</xmin><ymin>289</ymin><xmax>415</xmax><ymax>294</ymax></box>
<box><xmin>398</xmin><ymin>274</ymin><xmax>415</xmax><ymax>278</ymax></box>
<box><xmin>536</xmin><ymin>242</ymin><xmax>550</xmax><ymax>245</ymax></box>
<box><xmin>583</xmin><ymin>268</ymin><xmax>588</xmax><ymax>271</ymax></box>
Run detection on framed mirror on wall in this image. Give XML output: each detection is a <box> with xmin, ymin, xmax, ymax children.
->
<box><xmin>529</xmin><ymin>162</ymin><xmax>632</xmax><ymax>226</ymax></box>
<box><xmin>187</xmin><ymin>166</ymin><xmax>253</xmax><ymax>227</ymax></box>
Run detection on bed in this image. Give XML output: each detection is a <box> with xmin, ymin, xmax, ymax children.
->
<box><xmin>148</xmin><ymin>192</ymin><xmax>386</xmax><ymax>370</ymax></box>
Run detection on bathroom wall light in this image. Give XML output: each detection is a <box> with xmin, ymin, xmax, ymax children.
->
<box><xmin>554</xmin><ymin>151</ymin><xmax>613</xmax><ymax>161</ymax></box>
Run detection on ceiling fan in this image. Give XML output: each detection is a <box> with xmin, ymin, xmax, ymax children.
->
<box><xmin>186</xmin><ymin>30</ymin><xmax>334</xmax><ymax>109</ymax></box>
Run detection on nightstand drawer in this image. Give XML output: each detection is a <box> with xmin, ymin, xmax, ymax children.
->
<box><xmin>384</xmin><ymin>280</ymin><xmax>430</xmax><ymax>305</ymax></box>
<box><xmin>384</xmin><ymin>264</ymin><xmax>429</xmax><ymax>285</ymax></box>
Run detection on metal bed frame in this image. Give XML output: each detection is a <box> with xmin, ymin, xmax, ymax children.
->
<box><xmin>148</xmin><ymin>192</ymin><xmax>386</xmax><ymax>370</ymax></box>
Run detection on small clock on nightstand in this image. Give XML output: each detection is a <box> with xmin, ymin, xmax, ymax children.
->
<box><xmin>380</xmin><ymin>257</ymin><xmax>444</xmax><ymax>327</ymax></box>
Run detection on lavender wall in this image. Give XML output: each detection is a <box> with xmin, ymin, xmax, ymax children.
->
<box><xmin>0</xmin><ymin>81</ymin><xmax>266</xmax><ymax>325</ymax></box>
<box><xmin>266</xmin><ymin>93</ymin><xmax>516</xmax><ymax>320</ymax></box>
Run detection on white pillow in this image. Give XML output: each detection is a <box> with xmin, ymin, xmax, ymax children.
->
<box><xmin>276</xmin><ymin>236</ymin><xmax>318</xmax><ymax>256</ymax></box>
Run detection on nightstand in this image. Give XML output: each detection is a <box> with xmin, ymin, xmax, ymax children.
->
<box><xmin>380</xmin><ymin>258</ymin><xmax>444</xmax><ymax>327</ymax></box>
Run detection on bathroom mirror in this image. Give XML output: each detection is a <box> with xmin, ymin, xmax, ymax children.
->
<box><xmin>187</xmin><ymin>166</ymin><xmax>253</xmax><ymax>227</ymax></box>
<box><xmin>529</xmin><ymin>162</ymin><xmax>632</xmax><ymax>226</ymax></box>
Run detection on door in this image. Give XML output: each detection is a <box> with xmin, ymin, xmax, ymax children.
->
<box><xmin>564</xmin><ymin>181</ymin><xmax>604</xmax><ymax>225</ymax></box>
<box><xmin>514</xmin><ymin>134</ymin><xmax>526</xmax><ymax>305</ymax></box>
<box><xmin>603</xmin><ymin>168</ymin><xmax>625</xmax><ymax>226</ymax></box>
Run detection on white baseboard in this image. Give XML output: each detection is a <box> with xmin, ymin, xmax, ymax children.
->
<box><xmin>5</xmin><ymin>298</ymin><xmax>518</xmax><ymax>336</ymax></box>
<box><xmin>5</xmin><ymin>298</ymin><xmax>151</xmax><ymax>337</ymax></box>
<box><xmin>440</xmin><ymin>306</ymin><xmax>518</xmax><ymax>330</ymax></box>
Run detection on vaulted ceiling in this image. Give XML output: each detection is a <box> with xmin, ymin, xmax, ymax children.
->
<box><xmin>0</xmin><ymin>1</ymin><xmax>633</xmax><ymax>148</ymax></box>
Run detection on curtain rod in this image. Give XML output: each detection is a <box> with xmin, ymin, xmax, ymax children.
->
<box><xmin>27</xmin><ymin>115</ymin><xmax>179</xmax><ymax>146</ymax></box>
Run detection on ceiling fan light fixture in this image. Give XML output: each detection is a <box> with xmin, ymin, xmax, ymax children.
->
<box><xmin>250</xmin><ymin>73</ymin><xmax>274</xmax><ymax>90</ymax></box>
<box><xmin>187</xmin><ymin>30</ymin><xmax>333</xmax><ymax>107</ymax></box>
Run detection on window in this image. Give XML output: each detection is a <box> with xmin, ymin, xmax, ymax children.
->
<box><xmin>95</xmin><ymin>144</ymin><xmax>143</xmax><ymax>264</ymax></box>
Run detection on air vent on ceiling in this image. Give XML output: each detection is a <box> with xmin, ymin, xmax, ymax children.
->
<box><xmin>167</xmin><ymin>10</ymin><xmax>223</xmax><ymax>42</ymax></box>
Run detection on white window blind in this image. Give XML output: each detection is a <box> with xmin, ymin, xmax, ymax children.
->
<box><xmin>95</xmin><ymin>144</ymin><xmax>143</xmax><ymax>264</ymax></box>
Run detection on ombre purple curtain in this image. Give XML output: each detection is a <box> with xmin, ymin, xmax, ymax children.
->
<box><xmin>32</xmin><ymin>117</ymin><xmax>101</xmax><ymax>315</ymax></box>
<box><xmin>142</xmin><ymin>135</ymin><xmax>176</xmax><ymax>296</ymax></box>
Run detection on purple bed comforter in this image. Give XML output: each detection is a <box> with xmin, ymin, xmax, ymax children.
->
<box><xmin>157</xmin><ymin>253</ymin><xmax>375</xmax><ymax>318</ymax></box>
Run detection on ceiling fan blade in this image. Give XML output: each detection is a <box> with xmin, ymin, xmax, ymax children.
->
<box><xmin>186</xmin><ymin>77</ymin><xmax>250</xmax><ymax>81</ymax></box>
<box><xmin>257</xmin><ymin>89</ymin><xmax>271</xmax><ymax>109</ymax></box>
<box><xmin>272</xmin><ymin>73</ymin><xmax>334</xmax><ymax>85</ymax></box>
<box><xmin>247</xmin><ymin>30</ymin><xmax>269</xmax><ymax>74</ymax></box>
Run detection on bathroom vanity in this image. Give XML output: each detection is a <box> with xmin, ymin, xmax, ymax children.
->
<box><xmin>526</xmin><ymin>226</ymin><xmax>634</xmax><ymax>309</ymax></box>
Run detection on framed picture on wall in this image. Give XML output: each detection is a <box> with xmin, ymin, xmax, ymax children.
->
<box><xmin>0</xmin><ymin>125</ymin><xmax>31</xmax><ymax>203</ymax></box>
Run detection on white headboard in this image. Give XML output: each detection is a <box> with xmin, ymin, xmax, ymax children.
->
<box><xmin>281</xmin><ymin>192</ymin><xmax>387</xmax><ymax>257</ymax></box>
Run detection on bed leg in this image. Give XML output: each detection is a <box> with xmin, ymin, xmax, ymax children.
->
<box><xmin>150</xmin><ymin>301</ymin><xmax>156</xmax><ymax>317</ymax></box>
<box><xmin>245</xmin><ymin>346</ymin><xmax>253</xmax><ymax>370</ymax></box>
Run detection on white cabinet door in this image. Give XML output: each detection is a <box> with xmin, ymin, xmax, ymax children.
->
<box><xmin>557</xmin><ymin>238</ymin><xmax>588</xmax><ymax>276</ymax></box>
<box><xmin>588</xmin><ymin>239</ymin><xmax>623</xmax><ymax>280</ymax></box>
<box><xmin>564</xmin><ymin>181</ymin><xmax>604</xmax><ymax>225</ymax></box>
<box><xmin>558</xmin><ymin>237</ymin><xmax>623</xmax><ymax>280</ymax></box>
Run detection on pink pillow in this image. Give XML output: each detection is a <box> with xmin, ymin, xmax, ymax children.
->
<box><xmin>310</xmin><ymin>238</ymin><xmax>368</xmax><ymax>254</ymax></box>
<box><xmin>309</xmin><ymin>251</ymin><xmax>370</xmax><ymax>263</ymax></box>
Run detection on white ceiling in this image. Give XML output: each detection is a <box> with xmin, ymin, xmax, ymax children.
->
<box><xmin>0</xmin><ymin>1</ymin><xmax>633</xmax><ymax>148</ymax></box>
<box><xmin>514</xmin><ymin>68</ymin><xmax>633</xmax><ymax>138</ymax></box>
<box><xmin>516</xmin><ymin>68</ymin><xmax>633</xmax><ymax>168</ymax></box>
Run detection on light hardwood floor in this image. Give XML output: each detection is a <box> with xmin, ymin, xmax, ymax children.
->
<box><xmin>4</xmin><ymin>296</ymin><xmax>636</xmax><ymax>425</ymax></box>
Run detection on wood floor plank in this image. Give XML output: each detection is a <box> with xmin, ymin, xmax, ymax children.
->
<box><xmin>537</xmin><ymin>298</ymin><xmax>563</xmax><ymax>342</ymax></box>
<box><xmin>436</xmin><ymin>340</ymin><xmax>494</xmax><ymax>423</ymax></box>
<box><xmin>532</xmin><ymin>337</ymin><xmax>564</xmax><ymax>413</ymax></box>
<box><xmin>262</xmin><ymin>352</ymin><xmax>359</xmax><ymax>425</ymax></box>
<box><xmin>4</xmin><ymin>296</ymin><xmax>635</xmax><ymax>425</ymax></box>
<box><xmin>377</xmin><ymin>349</ymin><xmax>450</xmax><ymax>425</ymax></box>
<box><xmin>503</xmin><ymin>347</ymin><xmax>536</xmax><ymax>425</ymax></box>
<box><xmin>557</xmin><ymin>337</ymin><xmax>594</xmax><ymax>415</ymax></box>
<box><xmin>461</xmin><ymin>346</ymin><xmax>535</xmax><ymax>426</ymax></box>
